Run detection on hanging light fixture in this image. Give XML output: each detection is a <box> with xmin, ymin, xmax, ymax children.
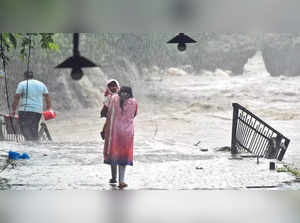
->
<box><xmin>167</xmin><ymin>33</ymin><xmax>197</xmax><ymax>51</ymax></box>
<box><xmin>55</xmin><ymin>33</ymin><xmax>98</xmax><ymax>80</ymax></box>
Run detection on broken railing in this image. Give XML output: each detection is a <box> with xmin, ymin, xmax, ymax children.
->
<box><xmin>231</xmin><ymin>103</ymin><xmax>290</xmax><ymax>161</ymax></box>
<box><xmin>0</xmin><ymin>114</ymin><xmax>52</xmax><ymax>141</ymax></box>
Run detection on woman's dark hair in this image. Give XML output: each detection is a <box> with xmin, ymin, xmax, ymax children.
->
<box><xmin>119</xmin><ymin>86</ymin><xmax>133</xmax><ymax>98</ymax></box>
<box><xmin>119</xmin><ymin>86</ymin><xmax>133</xmax><ymax>110</ymax></box>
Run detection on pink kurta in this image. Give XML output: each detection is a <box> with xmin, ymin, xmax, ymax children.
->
<box><xmin>104</xmin><ymin>95</ymin><xmax>137</xmax><ymax>166</ymax></box>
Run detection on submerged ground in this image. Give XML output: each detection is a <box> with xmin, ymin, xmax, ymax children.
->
<box><xmin>1</xmin><ymin>51</ymin><xmax>300</xmax><ymax>190</ymax></box>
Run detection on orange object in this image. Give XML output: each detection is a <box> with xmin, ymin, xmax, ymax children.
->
<box><xmin>43</xmin><ymin>110</ymin><xmax>56</xmax><ymax>121</ymax></box>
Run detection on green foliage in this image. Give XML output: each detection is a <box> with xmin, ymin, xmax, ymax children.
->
<box><xmin>0</xmin><ymin>33</ymin><xmax>59</xmax><ymax>61</ymax></box>
<box><xmin>287</xmin><ymin>167</ymin><xmax>300</xmax><ymax>177</ymax></box>
<box><xmin>1</xmin><ymin>33</ymin><xmax>18</xmax><ymax>51</ymax></box>
<box><xmin>18</xmin><ymin>33</ymin><xmax>59</xmax><ymax>60</ymax></box>
<box><xmin>40</xmin><ymin>33</ymin><xmax>59</xmax><ymax>51</ymax></box>
<box><xmin>277</xmin><ymin>165</ymin><xmax>300</xmax><ymax>177</ymax></box>
<box><xmin>276</xmin><ymin>167</ymin><xmax>288</xmax><ymax>172</ymax></box>
<box><xmin>0</xmin><ymin>33</ymin><xmax>20</xmax><ymax>65</ymax></box>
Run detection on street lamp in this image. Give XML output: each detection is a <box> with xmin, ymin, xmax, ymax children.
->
<box><xmin>167</xmin><ymin>33</ymin><xmax>197</xmax><ymax>51</ymax></box>
<box><xmin>55</xmin><ymin>33</ymin><xmax>98</xmax><ymax>80</ymax></box>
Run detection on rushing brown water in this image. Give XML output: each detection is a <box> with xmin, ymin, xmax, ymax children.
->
<box><xmin>1</xmin><ymin>51</ymin><xmax>300</xmax><ymax>190</ymax></box>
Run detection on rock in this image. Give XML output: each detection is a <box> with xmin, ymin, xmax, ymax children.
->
<box><xmin>188</xmin><ymin>34</ymin><xmax>256</xmax><ymax>75</ymax></box>
<box><xmin>181</xmin><ymin>65</ymin><xmax>194</xmax><ymax>73</ymax></box>
<box><xmin>152</xmin><ymin>66</ymin><xmax>160</xmax><ymax>72</ymax></box>
<box><xmin>214</xmin><ymin>69</ymin><xmax>231</xmax><ymax>78</ymax></box>
<box><xmin>167</xmin><ymin>67</ymin><xmax>188</xmax><ymax>76</ymax></box>
<box><xmin>262</xmin><ymin>34</ymin><xmax>300</xmax><ymax>76</ymax></box>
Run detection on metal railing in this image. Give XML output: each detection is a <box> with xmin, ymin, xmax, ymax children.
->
<box><xmin>0</xmin><ymin>114</ymin><xmax>52</xmax><ymax>142</ymax></box>
<box><xmin>231</xmin><ymin>103</ymin><xmax>290</xmax><ymax>161</ymax></box>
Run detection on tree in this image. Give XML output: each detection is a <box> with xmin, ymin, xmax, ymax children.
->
<box><xmin>0</xmin><ymin>33</ymin><xmax>59</xmax><ymax>66</ymax></box>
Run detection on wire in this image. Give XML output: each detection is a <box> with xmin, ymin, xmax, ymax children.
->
<box><xmin>26</xmin><ymin>34</ymin><xmax>31</xmax><ymax>72</ymax></box>
<box><xmin>24</xmin><ymin>34</ymin><xmax>32</xmax><ymax>111</ymax></box>
<box><xmin>0</xmin><ymin>33</ymin><xmax>18</xmax><ymax>141</ymax></box>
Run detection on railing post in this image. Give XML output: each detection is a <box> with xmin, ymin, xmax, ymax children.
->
<box><xmin>0</xmin><ymin>119</ymin><xmax>4</xmax><ymax>140</ymax></box>
<box><xmin>231</xmin><ymin>103</ymin><xmax>239</xmax><ymax>155</ymax></box>
<box><xmin>277</xmin><ymin>138</ymin><xmax>289</xmax><ymax>161</ymax></box>
<box><xmin>38</xmin><ymin>122</ymin><xmax>52</xmax><ymax>141</ymax></box>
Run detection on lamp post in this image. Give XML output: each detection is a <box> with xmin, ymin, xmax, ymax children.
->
<box><xmin>167</xmin><ymin>33</ymin><xmax>196</xmax><ymax>51</ymax></box>
<box><xmin>56</xmin><ymin>33</ymin><xmax>98</xmax><ymax>80</ymax></box>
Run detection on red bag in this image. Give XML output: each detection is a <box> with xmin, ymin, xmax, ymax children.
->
<box><xmin>43</xmin><ymin>110</ymin><xmax>56</xmax><ymax>121</ymax></box>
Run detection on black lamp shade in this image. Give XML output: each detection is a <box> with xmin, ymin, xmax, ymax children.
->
<box><xmin>55</xmin><ymin>55</ymin><xmax>97</xmax><ymax>69</ymax></box>
<box><xmin>55</xmin><ymin>33</ymin><xmax>98</xmax><ymax>80</ymax></box>
<box><xmin>167</xmin><ymin>33</ymin><xmax>197</xmax><ymax>44</ymax></box>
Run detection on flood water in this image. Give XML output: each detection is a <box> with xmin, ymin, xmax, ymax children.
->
<box><xmin>1</xmin><ymin>51</ymin><xmax>300</xmax><ymax>190</ymax></box>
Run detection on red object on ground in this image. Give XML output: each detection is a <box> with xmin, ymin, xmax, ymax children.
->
<box><xmin>43</xmin><ymin>110</ymin><xmax>56</xmax><ymax>121</ymax></box>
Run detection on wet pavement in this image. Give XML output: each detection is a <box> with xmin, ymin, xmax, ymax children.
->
<box><xmin>0</xmin><ymin>137</ymin><xmax>298</xmax><ymax>190</ymax></box>
<box><xmin>2</xmin><ymin>53</ymin><xmax>300</xmax><ymax>190</ymax></box>
<box><xmin>1</xmin><ymin>107</ymin><xmax>300</xmax><ymax>190</ymax></box>
<box><xmin>2</xmin><ymin>71</ymin><xmax>300</xmax><ymax>191</ymax></box>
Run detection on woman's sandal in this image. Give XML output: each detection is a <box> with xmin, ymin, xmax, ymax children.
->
<box><xmin>109</xmin><ymin>178</ymin><xmax>117</xmax><ymax>184</ymax></box>
<box><xmin>118</xmin><ymin>182</ymin><xmax>128</xmax><ymax>189</ymax></box>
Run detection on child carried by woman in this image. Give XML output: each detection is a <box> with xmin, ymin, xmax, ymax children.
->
<box><xmin>100</xmin><ymin>79</ymin><xmax>120</xmax><ymax>139</ymax></box>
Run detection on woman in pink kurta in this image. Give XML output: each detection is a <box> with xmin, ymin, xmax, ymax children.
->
<box><xmin>103</xmin><ymin>86</ymin><xmax>137</xmax><ymax>188</ymax></box>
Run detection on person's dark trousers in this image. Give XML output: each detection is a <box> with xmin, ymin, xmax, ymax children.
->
<box><xmin>18</xmin><ymin>111</ymin><xmax>42</xmax><ymax>141</ymax></box>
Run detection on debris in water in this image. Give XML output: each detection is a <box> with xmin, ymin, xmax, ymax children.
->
<box><xmin>195</xmin><ymin>166</ymin><xmax>204</xmax><ymax>170</ymax></box>
<box><xmin>194</xmin><ymin>140</ymin><xmax>201</xmax><ymax>146</ymax></box>
<box><xmin>231</xmin><ymin>103</ymin><xmax>290</xmax><ymax>161</ymax></box>
<box><xmin>246</xmin><ymin>185</ymin><xmax>278</xmax><ymax>189</ymax></box>
<box><xmin>215</xmin><ymin>146</ymin><xmax>231</xmax><ymax>152</ymax></box>
<box><xmin>8</xmin><ymin>151</ymin><xmax>30</xmax><ymax>160</ymax></box>
<box><xmin>240</xmin><ymin>155</ymin><xmax>259</xmax><ymax>158</ymax></box>
<box><xmin>1</xmin><ymin>151</ymin><xmax>30</xmax><ymax>173</ymax></box>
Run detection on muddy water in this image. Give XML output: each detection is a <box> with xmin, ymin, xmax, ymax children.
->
<box><xmin>1</xmin><ymin>51</ymin><xmax>300</xmax><ymax>190</ymax></box>
<box><xmin>0</xmin><ymin>102</ymin><xmax>298</xmax><ymax>190</ymax></box>
<box><xmin>0</xmin><ymin>105</ymin><xmax>233</xmax><ymax>190</ymax></box>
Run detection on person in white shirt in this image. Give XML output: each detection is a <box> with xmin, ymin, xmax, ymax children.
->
<box><xmin>11</xmin><ymin>71</ymin><xmax>51</xmax><ymax>140</ymax></box>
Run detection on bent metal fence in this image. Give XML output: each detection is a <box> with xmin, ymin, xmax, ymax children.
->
<box><xmin>0</xmin><ymin>114</ymin><xmax>52</xmax><ymax>142</ymax></box>
<box><xmin>231</xmin><ymin>103</ymin><xmax>290</xmax><ymax>161</ymax></box>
